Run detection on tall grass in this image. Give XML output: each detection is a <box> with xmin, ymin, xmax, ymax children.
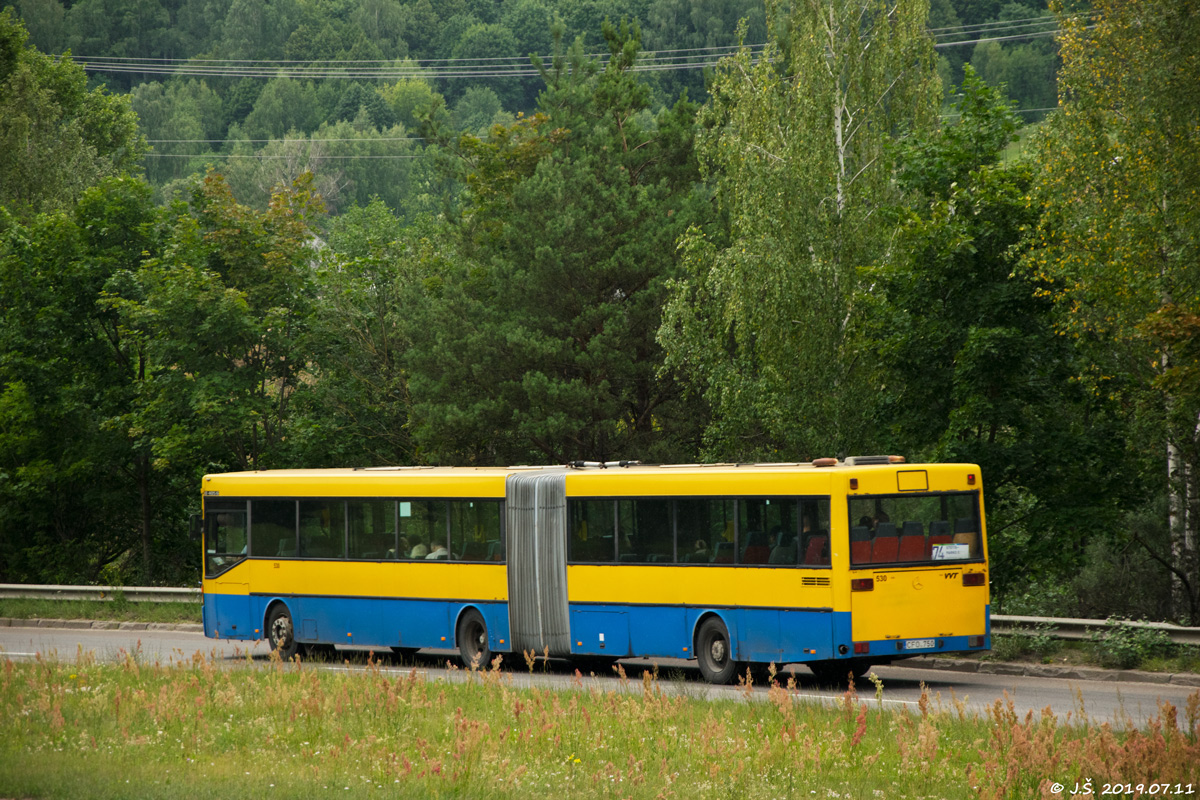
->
<box><xmin>0</xmin><ymin>650</ymin><xmax>1196</xmax><ymax>799</ymax></box>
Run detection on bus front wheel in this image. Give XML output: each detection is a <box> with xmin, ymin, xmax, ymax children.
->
<box><xmin>457</xmin><ymin>609</ymin><xmax>491</xmax><ymax>670</ymax></box>
<box><xmin>696</xmin><ymin>618</ymin><xmax>737</xmax><ymax>684</ymax></box>
<box><xmin>267</xmin><ymin>604</ymin><xmax>299</xmax><ymax>661</ymax></box>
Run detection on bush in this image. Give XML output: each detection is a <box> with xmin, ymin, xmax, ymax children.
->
<box><xmin>987</xmin><ymin>623</ymin><xmax>1061</xmax><ymax>662</ymax></box>
<box><xmin>1089</xmin><ymin>618</ymin><xmax>1175</xmax><ymax>670</ymax></box>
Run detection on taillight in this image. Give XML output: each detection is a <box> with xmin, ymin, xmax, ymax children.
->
<box><xmin>969</xmin><ymin>636</ymin><xmax>986</xmax><ymax>647</ymax></box>
<box><xmin>967</xmin><ymin>473</ymin><xmax>976</xmax><ymax>485</ymax></box>
<box><xmin>851</xmin><ymin>578</ymin><xmax>874</xmax><ymax>592</ymax></box>
<box><xmin>853</xmin><ymin>642</ymin><xmax>870</xmax><ymax>654</ymax></box>
<box><xmin>962</xmin><ymin>572</ymin><xmax>986</xmax><ymax>586</ymax></box>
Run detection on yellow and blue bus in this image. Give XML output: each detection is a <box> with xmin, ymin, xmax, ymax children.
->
<box><xmin>201</xmin><ymin>457</ymin><xmax>990</xmax><ymax>683</ymax></box>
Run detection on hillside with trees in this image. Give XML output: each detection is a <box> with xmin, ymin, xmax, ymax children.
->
<box><xmin>1</xmin><ymin>0</ymin><xmax>1196</xmax><ymax>629</ymax></box>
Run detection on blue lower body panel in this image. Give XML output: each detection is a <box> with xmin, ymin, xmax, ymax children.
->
<box><xmin>567</xmin><ymin>603</ymin><xmax>836</xmax><ymax>664</ymax></box>
<box><xmin>203</xmin><ymin>593</ymin><xmax>510</xmax><ymax>653</ymax></box>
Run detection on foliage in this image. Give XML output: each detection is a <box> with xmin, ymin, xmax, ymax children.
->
<box><xmin>660</xmin><ymin>0</ymin><xmax>940</xmax><ymax>460</ymax></box>
<box><xmin>0</xmin><ymin>9</ymin><xmax>146</xmax><ymax>219</ymax></box>
<box><xmin>987</xmin><ymin>624</ymin><xmax>1062</xmax><ymax>663</ymax></box>
<box><xmin>0</xmin><ymin>175</ymin><xmax>191</xmax><ymax>584</ymax></box>
<box><xmin>289</xmin><ymin>205</ymin><xmax>444</xmax><ymax>467</ymax></box>
<box><xmin>104</xmin><ymin>170</ymin><xmax>324</xmax><ymax>475</ymax></box>
<box><xmin>1028</xmin><ymin>0</ymin><xmax>1200</xmax><ymax>623</ymax></box>
<box><xmin>1089</xmin><ymin>619</ymin><xmax>1176</xmax><ymax>671</ymax></box>
<box><xmin>406</xmin><ymin>20</ymin><xmax>707</xmax><ymax>464</ymax></box>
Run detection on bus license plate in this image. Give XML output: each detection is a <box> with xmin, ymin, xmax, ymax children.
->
<box><xmin>905</xmin><ymin>639</ymin><xmax>935</xmax><ymax>650</ymax></box>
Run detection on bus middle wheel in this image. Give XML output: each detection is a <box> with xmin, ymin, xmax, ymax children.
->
<box><xmin>267</xmin><ymin>604</ymin><xmax>299</xmax><ymax>661</ymax></box>
<box><xmin>457</xmin><ymin>609</ymin><xmax>491</xmax><ymax>670</ymax></box>
<box><xmin>696</xmin><ymin>617</ymin><xmax>737</xmax><ymax>684</ymax></box>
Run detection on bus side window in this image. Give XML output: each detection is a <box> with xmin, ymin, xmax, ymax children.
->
<box><xmin>618</xmin><ymin>499</ymin><xmax>670</xmax><ymax>564</ymax></box>
<box><xmin>348</xmin><ymin>500</ymin><xmax>396</xmax><ymax>559</ymax></box>
<box><xmin>450</xmin><ymin>500</ymin><xmax>501</xmax><ymax>561</ymax></box>
<box><xmin>251</xmin><ymin>499</ymin><xmax>297</xmax><ymax>558</ymax></box>
<box><xmin>676</xmin><ymin>498</ymin><xmax>734</xmax><ymax>564</ymax></box>
<box><xmin>299</xmin><ymin>500</ymin><xmax>346</xmax><ymax>559</ymax></box>
<box><xmin>570</xmin><ymin>500</ymin><xmax>614</xmax><ymax>563</ymax></box>
<box><xmin>799</xmin><ymin>498</ymin><xmax>830</xmax><ymax>566</ymax></box>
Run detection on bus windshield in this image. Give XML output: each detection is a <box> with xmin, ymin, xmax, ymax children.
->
<box><xmin>204</xmin><ymin>503</ymin><xmax>248</xmax><ymax>577</ymax></box>
<box><xmin>848</xmin><ymin>492</ymin><xmax>981</xmax><ymax>566</ymax></box>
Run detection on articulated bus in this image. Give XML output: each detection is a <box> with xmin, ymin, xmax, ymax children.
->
<box><xmin>201</xmin><ymin>457</ymin><xmax>990</xmax><ymax>683</ymax></box>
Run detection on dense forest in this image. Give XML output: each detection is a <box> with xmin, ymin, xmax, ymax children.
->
<box><xmin>0</xmin><ymin>0</ymin><xmax>1197</xmax><ymax>629</ymax></box>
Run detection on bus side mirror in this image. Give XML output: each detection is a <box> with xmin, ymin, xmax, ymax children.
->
<box><xmin>190</xmin><ymin>513</ymin><xmax>203</xmax><ymax>542</ymax></box>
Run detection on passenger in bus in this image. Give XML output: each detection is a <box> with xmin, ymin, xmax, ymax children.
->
<box><xmin>409</xmin><ymin>539</ymin><xmax>429</xmax><ymax>559</ymax></box>
<box><xmin>768</xmin><ymin>528</ymin><xmax>797</xmax><ymax>564</ymax></box>
<box><xmin>692</xmin><ymin>539</ymin><xmax>709</xmax><ymax>562</ymax></box>
<box><xmin>426</xmin><ymin>541</ymin><xmax>448</xmax><ymax>560</ymax></box>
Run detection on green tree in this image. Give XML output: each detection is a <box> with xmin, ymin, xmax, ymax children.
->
<box><xmin>1028</xmin><ymin>0</ymin><xmax>1200</xmax><ymax>622</ymax></box>
<box><xmin>447</xmin><ymin>22</ymin><xmax>523</xmax><ymax>109</ymax></box>
<box><xmin>379</xmin><ymin>73</ymin><xmax>443</xmax><ymax>131</ymax></box>
<box><xmin>659</xmin><ymin>0</ymin><xmax>940</xmax><ymax>460</ymax></box>
<box><xmin>240</xmin><ymin>77</ymin><xmax>322</xmax><ymax>141</ymax></box>
<box><xmin>291</xmin><ymin>202</ymin><xmax>438</xmax><ymax>466</ymax></box>
<box><xmin>130</xmin><ymin>79</ymin><xmax>223</xmax><ymax>188</ymax></box>
<box><xmin>0</xmin><ymin>10</ymin><xmax>146</xmax><ymax>218</ymax></box>
<box><xmin>0</xmin><ymin>176</ymin><xmax>192</xmax><ymax>583</ymax></box>
<box><xmin>877</xmin><ymin>67</ymin><xmax>1134</xmax><ymax>599</ymax></box>
<box><xmin>406</xmin><ymin>21</ymin><xmax>706</xmax><ymax>464</ymax></box>
<box><xmin>105</xmin><ymin>171</ymin><xmax>325</xmax><ymax>478</ymax></box>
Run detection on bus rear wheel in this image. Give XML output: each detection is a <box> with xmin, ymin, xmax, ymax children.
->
<box><xmin>267</xmin><ymin>604</ymin><xmax>299</xmax><ymax>661</ymax></box>
<box><xmin>457</xmin><ymin>609</ymin><xmax>491</xmax><ymax>670</ymax></box>
<box><xmin>696</xmin><ymin>618</ymin><xmax>737</xmax><ymax>685</ymax></box>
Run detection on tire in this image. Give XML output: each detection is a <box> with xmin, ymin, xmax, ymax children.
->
<box><xmin>808</xmin><ymin>658</ymin><xmax>871</xmax><ymax>686</ymax></box>
<box><xmin>266</xmin><ymin>604</ymin><xmax>299</xmax><ymax>661</ymax></box>
<box><xmin>457</xmin><ymin>609</ymin><xmax>491</xmax><ymax>670</ymax></box>
<box><xmin>695</xmin><ymin>617</ymin><xmax>738</xmax><ymax>685</ymax></box>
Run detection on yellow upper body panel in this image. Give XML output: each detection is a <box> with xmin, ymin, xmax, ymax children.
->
<box><xmin>202</xmin><ymin>467</ymin><xmax>515</xmax><ymax>498</ymax></box>
<box><xmin>203</xmin><ymin>462</ymin><xmax>980</xmax><ymax>500</ymax></box>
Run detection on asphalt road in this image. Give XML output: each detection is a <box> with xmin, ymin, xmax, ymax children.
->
<box><xmin>1</xmin><ymin>624</ymin><xmax>1196</xmax><ymax>729</ymax></box>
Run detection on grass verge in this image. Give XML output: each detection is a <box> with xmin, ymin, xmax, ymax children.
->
<box><xmin>0</xmin><ymin>652</ymin><xmax>1197</xmax><ymax>799</ymax></box>
<box><xmin>0</xmin><ymin>597</ymin><xmax>201</xmax><ymax>625</ymax></box>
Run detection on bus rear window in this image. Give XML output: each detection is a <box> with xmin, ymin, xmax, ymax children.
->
<box><xmin>848</xmin><ymin>493</ymin><xmax>981</xmax><ymax>567</ymax></box>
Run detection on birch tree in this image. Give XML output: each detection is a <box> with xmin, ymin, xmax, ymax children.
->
<box><xmin>660</xmin><ymin>0</ymin><xmax>939</xmax><ymax>460</ymax></box>
<box><xmin>1028</xmin><ymin>0</ymin><xmax>1200</xmax><ymax>621</ymax></box>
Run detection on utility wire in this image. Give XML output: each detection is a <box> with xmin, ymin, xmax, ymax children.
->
<box><xmin>68</xmin><ymin>15</ymin><xmax>1078</xmax><ymax>80</ymax></box>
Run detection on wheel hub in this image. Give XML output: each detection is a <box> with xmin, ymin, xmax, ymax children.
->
<box><xmin>271</xmin><ymin>616</ymin><xmax>293</xmax><ymax>648</ymax></box>
<box><xmin>710</xmin><ymin>638</ymin><xmax>726</xmax><ymax>663</ymax></box>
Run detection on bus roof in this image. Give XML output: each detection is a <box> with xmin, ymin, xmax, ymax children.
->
<box><xmin>202</xmin><ymin>461</ymin><xmax>980</xmax><ymax>498</ymax></box>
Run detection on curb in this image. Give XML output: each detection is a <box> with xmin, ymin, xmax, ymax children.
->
<box><xmin>0</xmin><ymin>617</ymin><xmax>203</xmax><ymax>633</ymax></box>
<box><xmin>899</xmin><ymin>656</ymin><xmax>1200</xmax><ymax>687</ymax></box>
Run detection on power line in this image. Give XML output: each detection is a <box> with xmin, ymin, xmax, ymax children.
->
<box><xmin>67</xmin><ymin>15</ymin><xmax>1076</xmax><ymax>81</ymax></box>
